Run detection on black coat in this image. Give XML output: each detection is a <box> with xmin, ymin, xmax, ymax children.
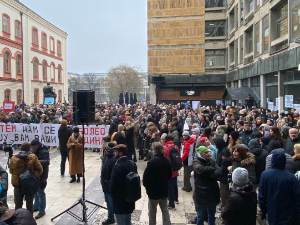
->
<box><xmin>221</xmin><ymin>184</ymin><xmax>257</xmax><ymax>225</ymax></box>
<box><xmin>101</xmin><ymin>154</ymin><xmax>117</xmax><ymax>194</ymax></box>
<box><xmin>125</xmin><ymin>126</ymin><xmax>135</xmax><ymax>154</ymax></box>
<box><xmin>114</xmin><ymin>132</ymin><xmax>126</xmax><ymax>145</ymax></box>
<box><xmin>267</xmin><ymin>139</ymin><xmax>284</xmax><ymax>153</ymax></box>
<box><xmin>58</xmin><ymin>125</ymin><xmax>72</xmax><ymax>152</ymax></box>
<box><xmin>109</xmin><ymin>157</ymin><xmax>137</xmax><ymax>214</ymax></box>
<box><xmin>143</xmin><ymin>156</ymin><xmax>172</xmax><ymax>200</ymax></box>
<box><xmin>31</xmin><ymin>145</ymin><xmax>49</xmax><ymax>190</ymax></box>
<box><xmin>249</xmin><ymin>144</ymin><xmax>268</xmax><ymax>183</ymax></box>
<box><xmin>285</xmin><ymin>136</ymin><xmax>300</xmax><ymax>156</ymax></box>
<box><xmin>109</xmin><ymin>118</ymin><xmax>119</xmax><ymax>136</ymax></box>
<box><xmin>293</xmin><ymin>154</ymin><xmax>300</xmax><ymax>172</ymax></box>
<box><xmin>0</xmin><ymin>166</ymin><xmax>8</xmax><ymax>206</ymax></box>
<box><xmin>5</xmin><ymin>208</ymin><xmax>37</xmax><ymax>225</ymax></box>
<box><xmin>192</xmin><ymin>156</ymin><xmax>220</xmax><ymax>206</ymax></box>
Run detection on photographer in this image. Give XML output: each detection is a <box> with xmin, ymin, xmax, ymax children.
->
<box><xmin>9</xmin><ymin>143</ymin><xmax>42</xmax><ymax>213</ymax></box>
<box><xmin>58</xmin><ymin>119</ymin><xmax>72</xmax><ymax>176</ymax></box>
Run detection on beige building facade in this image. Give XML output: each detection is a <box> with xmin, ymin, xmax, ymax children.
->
<box><xmin>0</xmin><ymin>0</ymin><xmax>68</xmax><ymax>105</ymax></box>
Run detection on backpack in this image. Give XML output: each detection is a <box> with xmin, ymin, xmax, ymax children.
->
<box><xmin>167</xmin><ymin>146</ymin><xmax>182</xmax><ymax>171</ymax></box>
<box><xmin>19</xmin><ymin>157</ymin><xmax>39</xmax><ymax>196</ymax></box>
<box><xmin>124</xmin><ymin>161</ymin><xmax>141</xmax><ymax>203</ymax></box>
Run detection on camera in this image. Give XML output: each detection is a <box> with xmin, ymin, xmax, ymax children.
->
<box><xmin>2</xmin><ymin>141</ymin><xmax>14</xmax><ymax>159</ymax></box>
<box><xmin>227</xmin><ymin>172</ymin><xmax>232</xmax><ymax>183</ymax></box>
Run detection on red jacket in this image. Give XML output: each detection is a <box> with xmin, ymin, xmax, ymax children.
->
<box><xmin>164</xmin><ymin>141</ymin><xmax>179</xmax><ymax>177</ymax></box>
<box><xmin>181</xmin><ymin>137</ymin><xmax>195</xmax><ymax>165</ymax></box>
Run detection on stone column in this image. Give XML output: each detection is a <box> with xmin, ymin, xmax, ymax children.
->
<box><xmin>260</xmin><ymin>75</ymin><xmax>266</xmax><ymax>108</ymax></box>
<box><xmin>278</xmin><ymin>71</ymin><xmax>284</xmax><ymax>112</ymax></box>
<box><xmin>149</xmin><ymin>83</ymin><xmax>157</xmax><ymax>104</ymax></box>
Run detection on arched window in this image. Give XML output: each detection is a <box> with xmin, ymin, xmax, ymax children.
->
<box><xmin>41</xmin><ymin>32</ymin><xmax>47</xmax><ymax>49</ymax></box>
<box><xmin>50</xmin><ymin>37</ymin><xmax>55</xmax><ymax>53</ymax></box>
<box><xmin>15</xmin><ymin>20</ymin><xmax>21</xmax><ymax>38</ymax></box>
<box><xmin>16</xmin><ymin>90</ymin><xmax>22</xmax><ymax>105</ymax></box>
<box><xmin>4</xmin><ymin>89</ymin><xmax>11</xmax><ymax>101</ymax></box>
<box><xmin>2</xmin><ymin>15</ymin><xmax>9</xmax><ymax>33</ymax></box>
<box><xmin>4</xmin><ymin>52</ymin><xmax>10</xmax><ymax>73</ymax></box>
<box><xmin>42</xmin><ymin>62</ymin><xmax>47</xmax><ymax>80</ymax></box>
<box><xmin>34</xmin><ymin>89</ymin><xmax>39</xmax><ymax>104</ymax></box>
<box><xmin>57</xmin><ymin>41</ymin><xmax>61</xmax><ymax>55</ymax></box>
<box><xmin>58</xmin><ymin>65</ymin><xmax>62</xmax><ymax>82</ymax></box>
<box><xmin>16</xmin><ymin>55</ymin><xmax>21</xmax><ymax>74</ymax></box>
<box><xmin>58</xmin><ymin>90</ymin><xmax>62</xmax><ymax>103</ymax></box>
<box><xmin>32</xmin><ymin>27</ymin><xmax>38</xmax><ymax>45</ymax></box>
<box><xmin>50</xmin><ymin>63</ymin><xmax>55</xmax><ymax>81</ymax></box>
<box><xmin>33</xmin><ymin>59</ymin><xmax>39</xmax><ymax>79</ymax></box>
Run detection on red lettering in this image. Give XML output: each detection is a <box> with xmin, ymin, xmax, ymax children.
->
<box><xmin>84</xmin><ymin>128</ymin><xmax>88</xmax><ymax>135</ymax></box>
<box><xmin>6</xmin><ymin>125</ymin><xmax>11</xmax><ymax>133</ymax></box>
<box><xmin>0</xmin><ymin>125</ymin><xmax>4</xmax><ymax>132</ymax></box>
<box><xmin>11</xmin><ymin>125</ymin><xmax>16</xmax><ymax>132</ymax></box>
<box><xmin>100</xmin><ymin>128</ymin><xmax>105</xmax><ymax>135</ymax></box>
<box><xmin>95</xmin><ymin>137</ymin><xmax>101</xmax><ymax>145</ymax></box>
<box><xmin>95</xmin><ymin>127</ymin><xmax>100</xmax><ymax>136</ymax></box>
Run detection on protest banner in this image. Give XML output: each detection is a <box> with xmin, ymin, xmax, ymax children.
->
<box><xmin>0</xmin><ymin>124</ymin><xmax>109</xmax><ymax>148</ymax></box>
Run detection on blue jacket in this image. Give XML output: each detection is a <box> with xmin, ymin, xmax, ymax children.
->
<box><xmin>259</xmin><ymin>151</ymin><xmax>300</xmax><ymax>225</ymax></box>
<box><xmin>239</xmin><ymin>130</ymin><xmax>255</xmax><ymax>145</ymax></box>
<box><xmin>100</xmin><ymin>154</ymin><xmax>117</xmax><ymax>193</ymax></box>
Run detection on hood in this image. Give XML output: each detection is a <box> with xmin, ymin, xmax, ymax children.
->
<box><xmin>241</xmin><ymin>152</ymin><xmax>256</xmax><ymax>166</ymax></box>
<box><xmin>16</xmin><ymin>151</ymin><xmax>29</xmax><ymax>160</ymax></box>
<box><xmin>184</xmin><ymin>137</ymin><xmax>195</xmax><ymax>145</ymax></box>
<box><xmin>170</xmin><ymin>126</ymin><xmax>177</xmax><ymax>132</ymax></box>
<box><xmin>271</xmin><ymin>151</ymin><xmax>286</xmax><ymax>170</ymax></box>
<box><xmin>260</xmin><ymin>136</ymin><xmax>270</xmax><ymax>146</ymax></box>
<box><xmin>214</xmin><ymin>137</ymin><xmax>226</xmax><ymax>151</ymax></box>
<box><xmin>233</xmin><ymin>183</ymin><xmax>255</xmax><ymax>196</ymax></box>
<box><xmin>249</xmin><ymin>147</ymin><xmax>263</xmax><ymax>156</ymax></box>
<box><xmin>165</xmin><ymin>141</ymin><xmax>175</xmax><ymax>148</ymax></box>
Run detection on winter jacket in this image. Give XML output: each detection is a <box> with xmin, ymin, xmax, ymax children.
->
<box><xmin>285</xmin><ymin>136</ymin><xmax>300</xmax><ymax>156</ymax></box>
<box><xmin>259</xmin><ymin>151</ymin><xmax>300</xmax><ymax>225</ymax></box>
<box><xmin>228</xmin><ymin>138</ymin><xmax>242</xmax><ymax>153</ymax></box>
<box><xmin>267</xmin><ymin>139</ymin><xmax>284</xmax><ymax>153</ymax></box>
<box><xmin>110</xmin><ymin>156</ymin><xmax>137</xmax><ymax>214</ymax></box>
<box><xmin>67</xmin><ymin>134</ymin><xmax>83</xmax><ymax>176</ymax></box>
<box><xmin>30</xmin><ymin>145</ymin><xmax>50</xmax><ymax>190</ymax></box>
<box><xmin>293</xmin><ymin>154</ymin><xmax>300</xmax><ymax>172</ymax></box>
<box><xmin>192</xmin><ymin>155</ymin><xmax>220</xmax><ymax>206</ymax></box>
<box><xmin>7</xmin><ymin>208</ymin><xmax>37</xmax><ymax>225</ymax></box>
<box><xmin>239</xmin><ymin>130</ymin><xmax>255</xmax><ymax>145</ymax></box>
<box><xmin>248</xmin><ymin>142</ymin><xmax>268</xmax><ymax>183</ymax></box>
<box><xmin>9</xmin><ymin>117</ymin><xmax>19</xmax><ymax>123</ymax></box>
<box><xmin>109</xmin><ymin>118</ymin><xmax>119</xmax><ymax>136</ymax></box>
<box><xmin>0</xmin><ymin>166</ymin><xmax>8</xmax><ymax>206</ymax></box>
<box><xmin>143</xmin><ymin>155</ymin><xmax>172</xmax><ymax>200</ymax></box>
<box><xmin>9</xmin><ymin>152</ymin><xmax>43</xmax><ymax>187</ymax></box>
<box><xmin>125</xmin><ymin>125</ymin><xmax>135</xmax><ymax>154</ymax></box>
<box><xmin>168</xmin><ymin>127</ymin><xmax>179</xmax><ymax>146</ymax></box>
<box><xmin>232</xmin><ymin>152</ymin><xmax>257</xmax><ymax>184</ymax></box>
<box><xmin>266</xmin><ymin>149</ymin><xmax>296</xmax><ymax>174</ymax></box>
<box><xmin>181</xmin><ymin>137</ymin><xmax>195</xmax><ymax>166</ymax></box>
<box><xmin>163</xmin><ymin>141</ymin><xmax>180</xmax><ymax>177</ymax></box>
<box><xmin>113</xmin><ymin>132</ymin><xmax>126</xmax><ymax>145</ymax></box>
<box><xmin>208</xmin><ymin>144</ymin><xmax>218</xmax><ymax>162</ymax></box>
<box><xmin>221</xmin><ymin>183</ymin><xmax>257</xmax><ymax>225</ymax></box>
<box><xmin>216</xmin><ymin>147</ymin><xmax>232</xmax><ymax>184</ymax></box>
<box><xmin>100</xmin><ymin>154</ymin><xmax>117</xmax><ymax>194</ymax></box>
<box><xmin>58</xmin><ymin>125</ymin><xmax>72</xmax><ymax>152</ymax></box>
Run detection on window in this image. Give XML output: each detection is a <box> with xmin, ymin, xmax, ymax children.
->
<box><xmin>256</xmin><ymin>0</ymin><xmax>260</xmax><ymax>10</ymax></box>
<box><xmin>16</xmin><ymin>55</ymin><xmax>21</xmax><ymax>74</ymax></box>
<box><xmin>2</xmin><ymin>15</ymin><xmax>9</xmax><ymax>33</ymax></box>
<box><xmin>17</xmin><ymin>90</ymin><xmax>22</xmax><ymax>105</ymax></box>
<box><xmin>246</xmin><ymin>27</ymin><xmax>253</xmax><ymax>54</ymax></box>
<box><xmin>205</xmin><ymin>0</ymin><xmax>225</xmax><ymax>8</ymax></box>
<box><xmin>58</xmin><ymin>66</ymin><xmax>61</xmax><ymax>82</ymax></box>
<box><xmin>15</xmin><ymin>21</ymin><xmax>20</xmax><ymax>37</ymax></box>
<box><xmin>32</xmin><ymin>28</ymin><xmax>38</xmax><ymax>45</ymax></box>
<box><xmin>205</xmin><ymin>21</ymin><xmax>225</xmax><ymax>37</ymax></box>
<box><xmin>235</xmin><ymin>5</ymin><xmax>238</xmax><ymax>29</ymax></box>
<box><xmin>251</xmin><ymin>76</ymin><xmax>260</xmax><ymax>86</ymax></box>
<box><xmin>42</xmin><ymin>62</ymin><xmax>47</xmax><ymax>79</ymax></box>
<box><xmin>249</xmin><ymin>0</ymin><xmax>254</xmax><ymax>11</ymax></box>
<box><xmin>235</xmin><ymin>39</ymin><xmax>238</xmax><ymax>65</ymax></box>
<box><xmin>240</xmin><ymin>35</ymin><xmax>244</xmax><ymax>63</ymax></box>
<box><xmin>242</xmin><ymin>79</ymin><xmax>248</xmax><ymax>87</ymax></box>
<box><xmin>229</xmin><ymin>9</ymin><xmax>235</xmax><ymax>32</ymax></box>
<box><xmin>4</xmin><ymin>89</ymin><xmax>10</xmax><ymax>101</ymax></box>
<box><xmin>267</xmin><ymin>73</ymin><xmax>278</xmax><ymax>83</ymax></box>
<box><xmin>4</xmin><ymin>52</ymin><xmax>10</xmax><ymax>73</ymax></box>
<box><xmin>50</xmin><ymin>37</ymin><xmax>55</xmax><ymax>52</ymax></box>
<box><xmin>51</xmin><ymin>64</ymin><xmax>55</xmax><ymax>80</ymax></box>
<box><xmin>42</xmin><ymin>33</ymin><xmax>47</xmax><ymax>49</ymax></box>
<box><xmin>262</xmin><ymin>15</ymin><xmax>269</xmax><ymax>53</ymax></box>
<box><xmin>240</xmin><ymin>0</ymin><xmax>244</xmax><ymax>26</ymax></box>
<box><xmin>229</xmin><ymin>42</ymin><xmax>234</xmax><ymax>64</ymax></box>
<box><xmin>33</xmin><ymin>60</ymin><xmax>38</xmax><ymax>78</ymax></box>
<box><xmin>292</xmin><ymin>4</ymin><xmax>300</xmax><ymax>39</ymax></box>
<box><xmin>58</xmin><ymin>90</ymin><xmax>62</xmax><ymax>103</ymax></box>
<box><xmin>205</xmin><ymin>50</ymin><xmax>226</xmax><ymax>67</ymax></box>
<box><xmin>34</xmin><ymin>89</ymin><xmax>39</xmax><ymax>104</ymax></box>
<box><xmin>255</xmin><ymin>22</ymin><xmax>260</xmax><ymax>56</ymax></box>
<box><xmin>276</xmin><ymin>2</ymin><xmax>288</xmax><ymax>39</ymax></box>
<box><xmin>57</xmin><ymin>41</ymin><xmax>61</xmax><ymax>55</ymax></box>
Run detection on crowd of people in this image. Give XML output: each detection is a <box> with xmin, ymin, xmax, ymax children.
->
<box><xmin>1</xmin><ymin>100</ymin><xmax>300</xmax><ymax>224</ymax></box>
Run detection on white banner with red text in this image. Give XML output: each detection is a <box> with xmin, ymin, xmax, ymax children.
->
<box><xmin>0</xmin><ymin>124</ymin><xmax>110</xmax><ymax>148</ymax></box>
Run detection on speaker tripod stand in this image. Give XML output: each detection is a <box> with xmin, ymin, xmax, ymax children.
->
<box><xmin>51</xmin><ymin>123</ymin><xmax>107</xmax><ymax>224</ymax></box>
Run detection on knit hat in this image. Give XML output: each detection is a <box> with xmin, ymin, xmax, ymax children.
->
<box><xmin>192</xmin><ymin>128</ymin><xmax>200</xmax><ymax>135</ymax></box>
<box><xmin>30</xmin><ymin>139</ymin><xmax>40</xmax><ymax>146</ymax></box>
<box><xmin>199</xmin><ymin>137</ymin><xmax>207</xmax><ymax>143</ymax></box>
<box><xmin>197</xmin><ymin>146</ymin><xmax>209</xmax><ymax>155</ymax></box>
<box><xmin>105</xmin><ymin>142</ymin><xmax>115</xmax><ymax>153</ymax></box>
<box><xmin>232</xmin><ymin>167</ymin><xmax>249</xmax><ymax>186</ymax></box>
<box><xmin>182</xmin><ymin>131</ymin><xmax>190</xmax><ymax>136</ymax></box>
<box><xmin>248</xmin><ymin>139</ymin><xmax>259</xmax><ymax>148</ymax></box>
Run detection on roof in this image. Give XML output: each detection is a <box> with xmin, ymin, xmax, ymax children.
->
<box><xmin>223</xmin><ymin>87</ymin><xmax>259</xmax><ymax>100</ymax></box>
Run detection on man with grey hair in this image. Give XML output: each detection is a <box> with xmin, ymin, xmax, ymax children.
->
<box><xmin>285</xmin><ymin>128</ymin><xmax>300</xmax><ymax>156</ymax></box>
<box><xmin>143</xmin><ymin>142</ymin><xmax>172</xmax><ymax>225</ymax></box>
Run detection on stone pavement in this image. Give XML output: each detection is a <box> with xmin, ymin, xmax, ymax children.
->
<box><xmin>0</xmin><ymin>148</ymin><xmax>266</xmax><ymax>225</ymax></box>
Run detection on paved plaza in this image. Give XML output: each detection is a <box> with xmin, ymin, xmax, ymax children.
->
<box><xmin>0</xmin><ymin>149</ymin><xmax>265</xmax><ymax>225</ymax></box>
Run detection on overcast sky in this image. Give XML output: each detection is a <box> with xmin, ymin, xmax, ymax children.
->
<box><xmin>21</xmin><ymin>0</ymin><xmax>147</xmax><ymax>74</ymax></box>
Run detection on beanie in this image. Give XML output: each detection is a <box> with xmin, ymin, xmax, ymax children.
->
<box><xmin>232</xmin><ymin>167</ymin><xmax>249</xmax><ymax>186</ymax></box>
<box><xmin>199</xmin><ymin>137</ymin><xmax>207</xmax><ymax>143</ymax></box>
<box><xmin>182</xmin><ymin>131</ymin><xmax>190</xmax><ymax>136</ymax></box>
<box><xmin>197</xmin><ymin>146</ymin><xmax>209</xmax><ymax>155</ymax></box>
<box><xmin>30</xmin><ymin>139</ymin><xmax>40</xmax><ymax>146</ymax></box>
<box><xmin>248</xmin><ymin>139</ymin><xmax>259</xmax><ymax>148</ymax></box>
<box><xmin>105</xmin><ymin>142</ymin><xmax>115</xmax><ymax>154</ymax></box>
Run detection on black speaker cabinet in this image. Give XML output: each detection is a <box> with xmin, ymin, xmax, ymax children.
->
<box><xmin>73</xmin><ymin>90</ymin><xmax>95</xmax><ymax>124</ymax></box>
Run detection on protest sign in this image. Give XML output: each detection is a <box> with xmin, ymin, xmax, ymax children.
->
<box><xmin>3</xmin><ymin>101</ymin><xmax>15</xmax><ymax>112</ymax></box>
<box><xmin>0</xmin><ymin>124</ymin><xmax>109</xmax><ymax>148</ymax></box>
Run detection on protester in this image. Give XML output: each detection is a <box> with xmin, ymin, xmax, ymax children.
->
<box><xmin>285</xmin><ymin>128</ymin><xmax>300</xmax><ymax>156</ymax></box>
<box><xmin>143</xmin><ymin>143</ymin><xmax>172</xmax><ymax>225</ymax></box>
<box><xmin>58</xmin><ymin>119</ymin><xmax>72</xmax><ymax>176</ymax></box>
<box><xmin>110</xmin><ymin>144</ymin><xmax>137</xmax><ymax>225</ymax></box>
<box><xmin>30</xmin><ymin>139</ymin><xmax>50</xmax><ymax>219</ymax></box>
<box><xmin>9</xmin><ymin>143</ymin><xmax>43</xmax><ymax>213</ymax></box>
<box><xmin>293</xmin><ymin>143</ymin><xmax>300</xmax><ymax>171</ymax></box>
<box><xmin>67</xmin><ymin>127</ymin><xmax>83</xmax><ymax>183</ymax></box>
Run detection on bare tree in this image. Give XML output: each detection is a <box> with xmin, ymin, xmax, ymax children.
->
<box><xmin>105</xmin><ymin>64</ymin><xmax>143</xmax><ymax>103</ymax></box>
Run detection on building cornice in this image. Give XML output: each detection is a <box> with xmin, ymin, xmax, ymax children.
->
<box><xmin>2</xmin><ymin>0</ymin><xmax>68</xmax><ymax>38</ymax></box>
